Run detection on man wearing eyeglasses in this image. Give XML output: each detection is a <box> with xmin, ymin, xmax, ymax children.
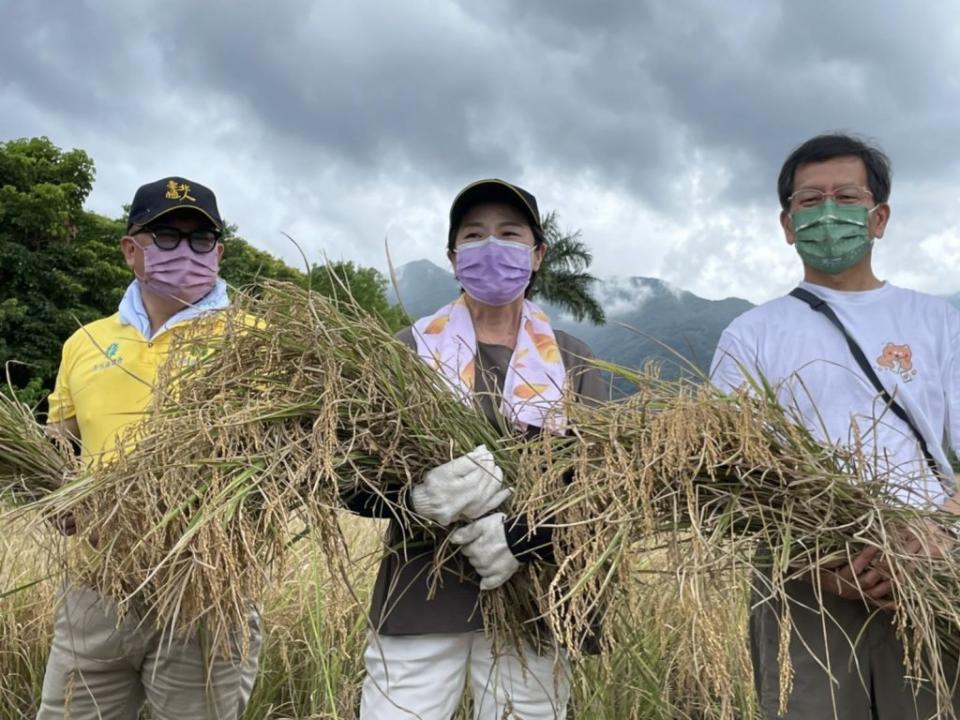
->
<box><xmin>38</xmin><ymin>177</ymin><xmax>261</xmax><ymax>720</ymax></box>
<box><xmin>711</xmin><ymin>134</ymin><xmax>960</xmax><ymax>718</ymax></box>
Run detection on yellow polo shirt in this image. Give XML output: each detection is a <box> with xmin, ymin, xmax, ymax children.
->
<box><xmin>47</xmin><ymin>313</ymin><xmax>219</xmax><ymax>467</ymax></box>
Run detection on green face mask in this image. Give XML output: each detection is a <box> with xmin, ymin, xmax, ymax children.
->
<box><xmin>789</xmin><ymin>199</ymin><xmax>874</xmax><ymax>274</ymax></box>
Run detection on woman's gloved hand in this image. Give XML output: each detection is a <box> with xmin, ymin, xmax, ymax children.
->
<box><xmin>450</xmin><ymin>512</ymin><xmax>520</xmax><ymax>590</ymax></box>
<box><xmin>410</xmin><ymin>445</ymin><xmax>512</xmax><ymax>526</ymax></box>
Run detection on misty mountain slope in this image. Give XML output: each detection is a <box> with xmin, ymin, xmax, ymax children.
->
<box><xmin>387</xmin><ymin>259</ymin><xmax>461</xmax><ymax>317</ymax></box>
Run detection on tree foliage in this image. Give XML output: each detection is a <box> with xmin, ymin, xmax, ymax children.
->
<box><xmin>531</xmin><ymin>211</ymin><xmax>606</xmax><ymax>325</ymax></box>
<box><xmin>0</xmin><ymin>137</ymin><xmax>125</xmax><ymax>406</ymax></box>
<box><xmin>308</xmin><ymin>261</ymin><xmax>409</xmax><ymax>332</ymax></box>
<box><xmin>218</xmin><ymin>226</ymin><xmax>309</xmax><ymax>289</ymax></box>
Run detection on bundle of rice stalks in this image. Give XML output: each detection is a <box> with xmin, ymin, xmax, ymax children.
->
<box><xmin>25</xmin><ymin>281</ymin><xmax>538</xmax><ymax>651</ymax></box>
<box><xmin>513</xmin><ymin>365</ymin><xmax>960</xmax><ymax>716</ymax></box>
<box><xmin>0</xmin><ymin>390</ymin><xmax>75</xmax><ymax>504</ymax></box>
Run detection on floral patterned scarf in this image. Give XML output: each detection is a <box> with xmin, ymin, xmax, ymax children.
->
<box><xmin>412</xmin><ymin>294</ymin><xmax>567</xmax><ymax>433</ymax></box>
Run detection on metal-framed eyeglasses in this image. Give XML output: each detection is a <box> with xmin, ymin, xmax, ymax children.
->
<box><xmin>788</xmin><ymin>185</ymin><xmax>874</xmax><ymax>209</ymax></box>
<box><xmin>134</xmin><ymin>225</ymin><xmax>221</xmax><ymax>254</ymax></box>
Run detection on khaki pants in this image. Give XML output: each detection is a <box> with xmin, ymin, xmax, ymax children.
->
<box><xmin>37</xmin><ymin>585</ymin><xmax>261</xmax><ymax>720</ymax></box>
<box><xmin>751</xmin><ymin>575</ymin><xmax>959</xmax><ymax>720</ymax></box>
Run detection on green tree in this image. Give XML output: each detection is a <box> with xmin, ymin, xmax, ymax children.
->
<box><xmin>0</xmin><ymin>137</ymin><xmax>127</xmax><ymax>406</ymax></box>
<box><xmin>219</xmin><ymin>231</ymin><xmax>408</xmax><ymax>332</ymax></box>
<box><xmin>531</xmin><ymin>211</ymin><xmax>606</xmax><ymax>325</ymax></box>
<box><xmin>308</xmin><ymin>261</ymin><xmax>409</xmax><ymax>332</ymax></box>
<box><xmin>218</xmin><ymin>224</ymin><xmax>308</xmax><ymax>289</ymax></box>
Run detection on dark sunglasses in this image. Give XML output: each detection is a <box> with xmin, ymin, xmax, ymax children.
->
<box><xmin>135</xmin><ymin>225</ymin><xmax>221</xmax><ymax>254</ymax></box>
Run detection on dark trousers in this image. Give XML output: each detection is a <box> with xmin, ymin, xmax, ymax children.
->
<box><xmin>751</xmin><ymin>575</ymin><xmax>959</xmax><ymax>720</ymax></box>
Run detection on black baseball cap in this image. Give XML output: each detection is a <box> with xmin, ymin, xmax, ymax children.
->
<box><xmin>127</xmin><ymin>176</ymin><xmax>223</xmax><ymax>231</ymax></box>
<box><xmin>448</xmin><ymin>179</ymin><xmax>542</xmax><ymax>248</ymax></box>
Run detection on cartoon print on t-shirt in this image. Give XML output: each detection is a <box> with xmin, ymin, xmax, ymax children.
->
<box><xmin>877</xmin><ymin>342</ymin><xmax>917</xmax><ymax>382</ymax></box>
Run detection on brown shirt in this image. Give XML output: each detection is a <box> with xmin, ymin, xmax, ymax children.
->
<box><xmin>361</xmin><ymin>326</ymin><xmax>608</xmax><ymax>636</ymax></box>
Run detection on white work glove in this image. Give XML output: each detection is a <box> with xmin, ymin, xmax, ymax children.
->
<box><xmin>450</xmin><ymin>512</ymin><xmax>521</xmax><ymax>591</ymax></box>
<box><xmin>410</xmin><ymin>445</ymin><xmax>512</xmax><ymax>527</ymax></box>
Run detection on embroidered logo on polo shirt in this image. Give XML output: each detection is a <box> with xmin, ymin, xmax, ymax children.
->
<box><xmin>93</xmin><ymin>342</ymin><xmax>124</xmax><ymax>372</ymax></box>
<box><xmin>877</xmin><ymin>342</ymin><xmax>917</xmax><ymax>382</ymax></box>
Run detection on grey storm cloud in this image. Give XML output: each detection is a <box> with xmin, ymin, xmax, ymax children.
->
<box><xmin>3</xmin><ymin>0</ymin><xmax>960</xmax><ymax>301</ymax></box>
<box><xmin>5</xmin><ymin>1</ymin><xmax>960</xmax><ymax>190</ymax></box>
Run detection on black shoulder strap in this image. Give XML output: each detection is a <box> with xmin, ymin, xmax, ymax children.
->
<box><xmin>789</xmin><ymin>287</ymin><xmax>942</xmax><ymax>480</ymax></box>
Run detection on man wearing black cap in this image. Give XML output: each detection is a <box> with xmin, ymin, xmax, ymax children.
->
<box><xmin>344</xmin><ymin>179</ymin><xmax>606</xmax><ymax>719</ymax></box>
<box><xmin>38</xmin><ymin>177</ymin><xmax>261</xmax><ymax>719</ymax></box>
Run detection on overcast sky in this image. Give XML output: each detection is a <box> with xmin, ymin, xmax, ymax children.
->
<box><xmin>3</xmin><ymin>0</ymin><xmax>960</xmax><ymax>303</ymax></box>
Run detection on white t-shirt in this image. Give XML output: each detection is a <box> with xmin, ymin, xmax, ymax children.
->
<box><xmin>710</xmin><ymin>281</ymin><xmax>960</xmax><ymax>508</ymax></box>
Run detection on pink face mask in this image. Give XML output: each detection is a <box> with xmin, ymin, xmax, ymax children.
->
<box><xmin>136</xmin><ymin>240</ymin><xmax>219</xmax><ymax>304</ymax></box>
<box><xmin>454</xmin><ymin>236</ymin><xmax>533</xmax><ymax>306</ymax></box>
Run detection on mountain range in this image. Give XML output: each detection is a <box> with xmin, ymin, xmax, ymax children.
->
<box><xmin>389</xmin><ymin>260</ymin><xmax>960</xmax><ymax>389</ymax></box>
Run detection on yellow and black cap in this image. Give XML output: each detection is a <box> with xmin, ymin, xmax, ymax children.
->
<box><xmin>448</xmin><ymin>178</ymin><xmax>542</xmax><ymax>248</ymax></box>
<box><xmin>127</xmin><ymin>176</ymin><xmax>223</xmax><ymax>231</ymax></box>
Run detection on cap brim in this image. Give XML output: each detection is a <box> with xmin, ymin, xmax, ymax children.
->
<box><xmin>449</xmin><ymin>180</ymin><xmax>540</xmax><ymax>233</ymax></box>
<box><xmin>129</xmin><ymin>205</ymin><xmax>222</xmax><ymax>231</ymax></box>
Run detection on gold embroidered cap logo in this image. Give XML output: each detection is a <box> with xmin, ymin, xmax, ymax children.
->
<box><xmin>164</xmin><ymin>180</ymin><xmax>197</xmax><ymax>202</ymax></box>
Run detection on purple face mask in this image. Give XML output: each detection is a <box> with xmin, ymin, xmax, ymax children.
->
<box><xmin>136</xmin><ymin>240</ymin><xmax>219</xmax><ymax>304</ymax></box>
<box><xmin>455</xmin><ymin>236</ymin><xmax>533</xmax><ymax>306</ymax></box>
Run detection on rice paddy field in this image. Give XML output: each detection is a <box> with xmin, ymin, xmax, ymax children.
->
<box><xmin>0</xmin><ymin>511</ymin><xmax>757</xmax><ymax>719</ymax></box>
